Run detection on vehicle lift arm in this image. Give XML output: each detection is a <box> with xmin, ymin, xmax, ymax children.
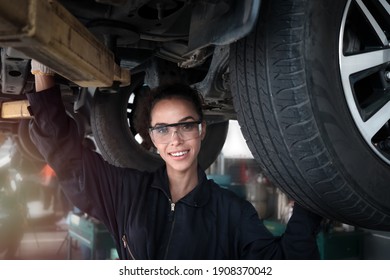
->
<box><xmin>0</xmin><ymin>0</ymin><xmax>130</xmax><ymax>88</ymax></box>
<box><xmin>0</xmin><ymin>0</ymin><xmax>130</xmax><ymax>119</ymax></box>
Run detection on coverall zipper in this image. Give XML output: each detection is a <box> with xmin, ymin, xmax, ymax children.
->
<box><xmin>122</xmin><ymin>234</ymin><xmax>136</xmax><ymax>260</ymax></box>
<box><xmin>164</xmin><ymin>199</ymin><xmax>176</xmax><ymax>259</ymax></box>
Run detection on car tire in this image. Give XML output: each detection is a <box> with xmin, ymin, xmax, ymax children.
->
<box><xmin>230</xmin><ymin>0</ymin><xmax>390</xmax><ymax>230</ymax></box>
<box><xmin>17</xmin><ymin>119</ymin><xmax>45</xmax><ymax>163</ymax></box>
<box><xmin>16</xmin><ymin>101</ymin><xmax>86</xmax><ymax>165</ymax></box>
<box><xmin>90</xmin><ymin>74</ymin><xmax>229</xmax><ymax>171</ymax></box>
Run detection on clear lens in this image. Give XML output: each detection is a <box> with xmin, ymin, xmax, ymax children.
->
<box><xmin>150</xmin><ymin>121</ymin><xmax>201</xmax><ymax>144</ymax></box>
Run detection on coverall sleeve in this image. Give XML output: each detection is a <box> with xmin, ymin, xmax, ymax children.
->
<box><xmin>26</xmin><ymin>86</ymin><xmax>141</xmax><ymax>226</ymax></box>
<box><xmin>239</xmin><ymin>201</ymin><xmax>322</xmax><ymax>259</ymax></box>
<box><xmin>279</xmin><ymin>203</ymin><xmax>323</xmax><ymax>259</ymax></box>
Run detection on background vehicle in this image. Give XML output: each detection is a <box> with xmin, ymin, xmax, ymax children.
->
<box><xmin>0</xmin><ymin>0</ymin><xmax>390</xmax><ymax>230</ymax></box>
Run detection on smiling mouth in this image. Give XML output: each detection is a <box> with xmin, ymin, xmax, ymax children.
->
<box><xmin>169</xmin><ymin>150</ymin><xmax>189</xmax><ymax>157</ymax></box>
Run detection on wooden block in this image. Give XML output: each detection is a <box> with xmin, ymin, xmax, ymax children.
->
<box><xmin>0</xmin><ymin>0</ymin><xmax>130</xmax><ymax>87</ymax></box>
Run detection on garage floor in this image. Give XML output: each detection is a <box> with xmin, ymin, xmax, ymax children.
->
<box><xmin>13</xmin><ymin>228</ymin><xmax>71</xmax><ymax>260</ymax></box>
<box><xmin>1</xmin><ymin>217</ymin><xmax>85</xmax><ymax>260</ymax></box>
<box><xmin>0</xmin><ymin>200</ymin><xmax>85</xmax><ymax>260</ymax></box>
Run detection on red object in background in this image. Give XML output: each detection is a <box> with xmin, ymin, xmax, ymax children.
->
<box><xmin>239</xmin><ymin>160</ymin><xmax>248</xmax><ymax>184</ymax></box>
<box><xmin>40</xmin><ymin>164</ymin><xmax>56</xmax><ymax>186</ymax></box>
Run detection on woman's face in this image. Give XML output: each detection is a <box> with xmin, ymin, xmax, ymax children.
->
<box><xmin>150</xmin><ymin>98</ymin><xmax>206</xmax><ymax>174</ymax></box>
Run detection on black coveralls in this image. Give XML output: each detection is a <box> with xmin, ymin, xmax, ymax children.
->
<box><xmin>26</xmin><ymin>86</ymin><xmax>322</xmax><ymax>259</ymax></box>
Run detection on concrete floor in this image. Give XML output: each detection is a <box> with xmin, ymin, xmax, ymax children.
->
<box><xmin>12</xmin><ymin>229</ymin><xmax>70</xmax><ymax>260</ymax></box>
<box><xmin>0</xmin><ymin>200</ymin><xmax>85</xmax><ymax>260</ymax></box>
<box><xmin>0</xmin><ymin>219</ymin><xmax>86</xmax><ymax>260</ymax></box>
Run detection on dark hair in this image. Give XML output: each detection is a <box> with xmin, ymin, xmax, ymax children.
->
<box><xmin>147</xmin><ymin>83</ymin><xmax>204</xmax><ymax>126</ymax></box>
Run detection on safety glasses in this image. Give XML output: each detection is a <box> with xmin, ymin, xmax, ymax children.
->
<box><xmin>149</xmin><ymin>120</ymin><xmax>202</xmax><ymax>144</ymax></box>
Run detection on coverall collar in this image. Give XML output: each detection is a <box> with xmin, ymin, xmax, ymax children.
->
<box><xmin>151</xmin><ymin>165</ymin><xmax>210</xmax><ymax>207</ymax></box>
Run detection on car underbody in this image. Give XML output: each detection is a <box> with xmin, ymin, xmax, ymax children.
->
<box><xmin>1</xmin><ymin>0</ymin><xmax>390</xmax><ymax>231</ymax></box>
